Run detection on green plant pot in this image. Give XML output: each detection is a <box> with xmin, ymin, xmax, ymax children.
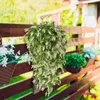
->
<box><xmin>0</xmin><ymin>63</ymin><xmax>16</xmax><ymax>85</ymax></box>
<box><xmin>65</xmin><ymin>66</ymin><xmax>81</xmax><ymax>74</ymax></box>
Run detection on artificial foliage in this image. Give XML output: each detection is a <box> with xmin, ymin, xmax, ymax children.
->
<box><xmin>65</xmin><ymin>53</ymin><xmax>86</xmax><ymax>68</ymax></box>
<box><xmin>0</xmin><ymin>45</ymin><xmax>20</xmax><ymax>67</ymax></box>
<box><xmin>25</xmin><ymin>21</ymin><xmax>66</xmax><ymax>95</ymax></box>
<box><xmin>82</xmin><ymin>46</ymin><xmax>100</xmax><ymax>59</ymax></box>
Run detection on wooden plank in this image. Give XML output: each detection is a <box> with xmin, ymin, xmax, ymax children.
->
<box><xmin>47</xmin><ymin>67</ymin><xmax>100</xmax><ymax>100</ymax></box>
<box><xmin>0</xmin><ymin>24</ymin><xmax>31</xmax><ymax>37</ymax></box>
<box><xmin>66</xmin><ymin>75</ymin><xmax>100</xmax><ymax>100</ymax></box>
<box><xmin>86</xmin><ymin>58</ymin><xmax>95</xmax><ymax>66</ymax></box>
<box><xmin>0</xmin><ymin>34</ymin><xmax>2</xmax><ymax>45</ymax></box>
<box><xmin>14</xmin><ymin>44</ymin><xmax>28</xmax><ymax>55</ymax></box>
<box><xmin>67</xmin><ymin>36</ymin><xmax>95</xmax><ymax>46</ymax></box>
<box><xmin>13</xmin><ymin>62</ymin><xmax>32</xmax><ymax>76</ymax></box>
<box><xmin>81</xmin><ymin>27</ymin><xmax>95</xmax><ymax>33</ymax></box>
<box><xmin>69</xmin><ymin>26</ymin><xmax>81</xmax><ymax>34</ymax></box>
<box><xmin>17</xmin><ymin>92</ymin><xmax>34</xmax><ymax>100</ymax></box>
<box><xmin>78</xmin><ymin>0</ymin><xmax>100</xmax><ymax>4</ymax></box>
<box><xmin>62</xmin><ymin>26</ymin><xmax>81</xmax><ymax>34</ymax></box>
<box><xmin>99</xmin><ymin>32</ymin><xmax>100</xmax><ymax>45</ymax></box>
<box><xmin>0</xmin><ymin>28</ymin><xmax>26</xmax><ymax>37</ymax></box>
<box><xmin>61</xmin><ymin>26</ymin><xmax>95</xmax><ymax>34</ymax></box>
<box><xmin>0</xmin><ymin>24</ymin><xmax>31</xmax><ymax>28</ymax></box>
<box><xmin>37</xmin><ymin>6</ymin><xmax>69</xmax><ymax>18</ymax></box>
<box><xmin>18</xmin><ymin>64</ymin><xmax>99</xmax><ymax>100</ymax></box>
<box><xmin>14</xmin><ymin>40</ymin><xmax>94</xmax><ymax>57</ymax></box>
<box><xmin>61</xmin><ymin>27</ymin><xmax>70</xmax><ymax>33</ymax></box>
<box><xmin>0</xmin><ymin>78</ymin><xmax>33</xmax><ymax>100</ymax></box>
<box><xmin>17</xmin><ymin>91</ymin><xmax>46</xmax><ymax>100</ymax></box>
<box><xmin>51</xmin><ymin>13</ymin><xmax>60</xmax><ymax>26</ymax></box>
<box><xmin>0</xmin><ymin>63</ymin><xmax>16</xmax><ymax>85</ymax></box>
<box><xmin>0</xmin><ymin>25</ymin><xmax>96</xmax><ymax>37</ymax></box>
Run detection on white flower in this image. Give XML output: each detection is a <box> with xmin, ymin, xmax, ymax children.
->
<box><xmin>0</xmin><ymin>46</ymin><xmax>8</xmax><ymax>56</ymax></box>
<box><xmin>10</xmin><ymin>44</ymin><xmax>15</xmax><ymax>48</ymax></box>
<box><xmin>8</xmin><ymin>48</ymin><xmax>14</xmax><ymax>55</ymax></box>
<box><xmin>21</xmin><ymin>53</ymin><xmax>29</xmax><ymax>62</ymax></box>
<box><xmin>1</xmin><ymin>57</ymin><xmax>8</xmax><ymax>67</ymax></box>
<box><xmin>0</xmin><ymin>44</ymin><xmax>20</xmax><ymax>67</ymax></box>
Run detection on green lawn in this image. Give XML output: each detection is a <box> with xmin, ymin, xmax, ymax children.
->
<box><xmin>1</xmin><ymin>71</ymin><xmax>100</xmax><ymax>100</ymax></box>
<box><xmin>0</xmin><ymin>72</ymin><xmax>33</xmax><ymax>100</ymax></box>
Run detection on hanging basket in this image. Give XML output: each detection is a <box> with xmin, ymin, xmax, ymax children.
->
<box><xmin>0</xmin><ymin>63</ymin><xmax>16</xmax><ymax>85</ymax></box>
<box><xmin>65</xmin><ymin>66</ymin><xmax>81</xmax><ymax>74</ymax></box>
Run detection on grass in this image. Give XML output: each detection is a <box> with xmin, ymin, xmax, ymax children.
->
<box><xmin>0</xmin><ymin>71</ymin><xmax>71</xmax><ymax>100</ymax></box>
<box><xmin>39</xmin><ymin>83</ymin><xmax>70</xmax><ymax>100</ymax></box>
<box><xmin>6</xmin><ymin>88</ymin><xmax>32</xmax><ymax>100</ymax></box>
<box><xmin>1</xmin><ymin>69</ymin><xmax>100</xmax><ymax>100</ymax></box>
<box><xmin>0</xmin><ymin>72</ymin><xmax>33</xmax><ymax>100</ymax></box>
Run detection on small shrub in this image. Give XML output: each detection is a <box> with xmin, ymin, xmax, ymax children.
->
<box><xmin>64</xmin><ymin>53</ymin><xmax>86</xmax><ymax>68</ymax></box>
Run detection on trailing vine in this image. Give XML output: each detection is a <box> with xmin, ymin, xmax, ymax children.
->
<box><xmin>25</xmin><ymin>21</ymin><xmax>66</xmax><ymax>95</ymax></box>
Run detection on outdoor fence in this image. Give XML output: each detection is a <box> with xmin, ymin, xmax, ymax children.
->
<box><xmin>0</xmin><ymin>24</ymin><xmax>100</xmax><ymax>100</ymax></box>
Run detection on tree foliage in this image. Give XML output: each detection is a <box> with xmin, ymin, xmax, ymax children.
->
<box><xmin>0</xmin><ymin>0</ymin><xmax>66</xmax><ymax>23</ymax></box>
<box><xmin>60</xmin><ymin>8</ymin><xmax>82</xmax><ymax>26</ymax></box>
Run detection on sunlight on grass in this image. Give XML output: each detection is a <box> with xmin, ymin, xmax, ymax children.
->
<box><xmin>57</xmin><ymin>83</ymin><xmax>70</xmax><ymax>91</ymax></box>
<box><xmin>20</xmin><ymin>71</ymin><xmax>33</xmax><ymax>79</ymax></box>
<box><xmin>66</xmin><ymin>46</ymin><xmax>76</xmax><ymax>52</ymax></box>
<box><xmin>2</xmin><ymin>37</ymin><xmax>25</xmax><ymax>45</ymax></box>
<box><xmin>0</xmin><ymin>72</ymin><xmax>33</xmax><ymax>100</ymax></box>
<box><xmin>0</xmin><ymin>71</ymin><xmax>33</xmax><ymax>89</ymax></box>
<box><xmin>60</xmin><ymin>72</ymin><xmax>71</xmax><ymax>79</ymax></box>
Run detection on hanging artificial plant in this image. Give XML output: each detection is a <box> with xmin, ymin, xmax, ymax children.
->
<box><xmin>25</xmin><ymin>21</ymin><xmax>66</xmax><ymax>95</ymax></box>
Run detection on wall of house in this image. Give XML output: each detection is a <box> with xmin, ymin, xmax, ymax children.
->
<box><xmin>82</xmin><ymin>3</ymin><xmax>98</xmax><ymax>47</ymax></box>
<box><xmin>97</xmin><ymin>4</ymin><xmax>100</xmax><ymax>45</ymax></box>
<box><xmin>82</xmin><ymin>4</ymin><xmax>97</xmax><ymax>27</ymax></box>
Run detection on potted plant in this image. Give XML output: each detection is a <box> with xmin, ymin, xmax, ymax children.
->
<box><xmin>64</xmin><ymin>53</ymin><xmax>86</xmax><ymax>73</ymax></box>
<box><xmin>0</xmin><ymin>45</ymin><xmax>20</xmax><ymax>85</ymax></box>
<box><xmin>82</xmin><ymin>46</ymin><xmax>100</xmax><ymax>61</ymax></box>
<box><xmin>81</xmin><ymin>47</ymin><xmax>97</xmax><ymax>61</ymax></box>
<box><xmin>25</xmin><ymin>21</ymin><xmax>66</xmax><ymax>95</ymax></box>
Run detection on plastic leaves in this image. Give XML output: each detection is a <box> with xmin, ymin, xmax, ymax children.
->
<box><xmin>25</xmin><ymin>21</ymin><xmax>66</xmax><ymax>95</ymax></box>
